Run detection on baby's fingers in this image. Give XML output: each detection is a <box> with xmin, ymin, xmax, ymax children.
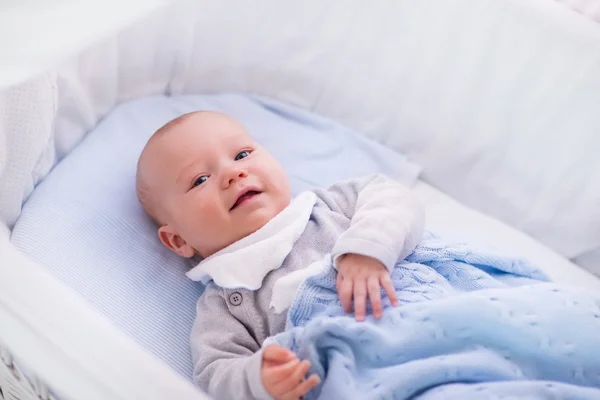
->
<box><xmin>283</xmin><ymin>374</ymin><xmax>321</xmax><ymax>400</ymax></box>
<box><xmin>367</xmin><ymin>276</ymin><xmax>383</xmax><ymax>318</ymax></box>
<box><xmin>338</xmin><ymin>277</ymin><xmax>353</xmax><ymax>313</ymax></box>
<box><xmin>272</xmin><ymin>360</ymin><xmax>311</xmax><ymax>395</ymax></box>
<box><xmin>265</xmin><ymin>359</ymin><xmax>300</xmax><ymax>384</ymax></box>
<box><xmin>263</xmin><ymin>345</ymin><xmax>295</xmax><ymax>363</ymax></box>
<box><xmin>353</xmin><ymin>279</ymin><xmax>367</xmax><ymax>321</ymax></box>
<box><xmin>381</xmin><ymin>274</ymin><xmax>398</xmax><ymax>307</ymax></box>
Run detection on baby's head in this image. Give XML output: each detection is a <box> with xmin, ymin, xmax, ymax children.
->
<box><xmin>136</xmin><ymin>111</ymin><xmax>291</xmax><ymax>258</ymax></box>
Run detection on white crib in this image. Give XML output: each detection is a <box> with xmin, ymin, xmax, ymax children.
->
<box><xmin>1</xmin><ymin>1</ymin><xmax>600</xmax><ymax>399</ymax></box>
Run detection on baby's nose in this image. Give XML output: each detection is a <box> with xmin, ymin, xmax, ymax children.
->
<box><xmin>223</xmin><ymin>168</ymin><xmax>248</xmax><ymax>187</ymax></box>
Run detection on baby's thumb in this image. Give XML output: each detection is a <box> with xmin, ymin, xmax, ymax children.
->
<box><xmin>263</xmin><ymin>345</ymin><xmax>295</xmax><ymax>362</ymax></box>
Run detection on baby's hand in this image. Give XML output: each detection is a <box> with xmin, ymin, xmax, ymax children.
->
<box><xmin>261</xmin><ymin>345</ymin><xmax>320</xmax><ymax>400</ymax></box>
<box><xmin>336</xmin><ymin>254</ymin><xmax>398</xmax><ymax>321</ymax></box>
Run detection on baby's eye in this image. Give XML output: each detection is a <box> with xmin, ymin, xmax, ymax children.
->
<box><xmin>192</xmin><ymin>175</ymin><xmax>209</xmax><ymax>188</ymax></box>
<box><xmin>235</xmin><ymin>150</ymin><xmax>250</xmax><ymax>161</ymax></box>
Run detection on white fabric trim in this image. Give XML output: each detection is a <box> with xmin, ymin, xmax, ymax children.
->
<box><xmin>187</xmin><ymin>191</ymin><xmax>317</xmax><ymax>290</ymax></box>
<box><xmin>270</xmin><ymin>256</ymin><xmax>330</xmax><ymax>314</ymax></box>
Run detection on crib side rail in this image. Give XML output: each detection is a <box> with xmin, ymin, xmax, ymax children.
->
<box><xmin>0</xmin><ymin>234</ymin><xmax>209</xmax><ymax>400</ymax></box>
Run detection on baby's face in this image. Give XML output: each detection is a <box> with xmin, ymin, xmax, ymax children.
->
<box><xmin>142</xmin><ymin>112</ymin><xmax>291</xmax><ymax>258</ymax></box>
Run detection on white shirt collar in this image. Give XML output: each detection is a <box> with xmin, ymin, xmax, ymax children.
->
<box><xmin>186</xmin><ymin>191</ymin><xmax>317</xmax><ymax>289</ymax></box>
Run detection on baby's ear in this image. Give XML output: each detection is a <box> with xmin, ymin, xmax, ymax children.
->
<box><xmin>158</xmin><ymin>225</ymin><xmax>195</xmax><ymax>258</ymax></box>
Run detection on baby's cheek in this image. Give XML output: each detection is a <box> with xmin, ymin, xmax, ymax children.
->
<box><xmin>193</xmin><ymin>201</ymin><xmax>220</xmax><ymax>225</ymax></box>
<box><xmin>185</xmin><ymin>204</ymin><xmax>223</xmax><ymax>248</ymax></box>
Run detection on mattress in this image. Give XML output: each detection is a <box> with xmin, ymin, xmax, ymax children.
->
<box><xmin>10</xmin><ymin>94</ymin><xmax>600</xmax><ymax>384</ymax></box>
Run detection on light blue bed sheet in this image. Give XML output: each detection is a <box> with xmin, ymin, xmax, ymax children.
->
<box><xmin>10</xmin><ymin>94</ymin><xmax>419</xmax><ymax>378</ymax></box>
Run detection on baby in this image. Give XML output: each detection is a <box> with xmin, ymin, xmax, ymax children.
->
<box><xmin>136</xmin><ymin>111</ymin><xmax>425</xmax><ymax>400</ymax></box>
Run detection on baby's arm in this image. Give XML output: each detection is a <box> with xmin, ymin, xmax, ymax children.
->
<box><xmin>191</xmin><ymin>288</ymin><xmax>268</xmax><ymax>399</ymax></box>
<box><xmin>317</xmin><ymin>174</ymin><xmax>425</xmax><ymax>269</ymax></box>
<box><xmin>315</xmin><ymin>174</ymin><xmax>425</xmax><ymax>319</ymax></box>
<box><xmin>191</xmin><ymin>287</ymin><xmax>318</xmax><ymax>400</ymax></box>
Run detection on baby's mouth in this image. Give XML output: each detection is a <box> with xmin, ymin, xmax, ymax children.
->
<box><xmin>230</xmin><ymin>190</ymin><xmax>261</xmax><ymax>211</ymax></box>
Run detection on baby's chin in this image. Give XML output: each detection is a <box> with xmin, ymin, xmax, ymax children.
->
<box><xmin>199</xmin><ymin>197</ymin><xmax>290</xmax><ymax>256</ymax></box>
<box><xmin>238</xmin><ymin>201</ymin><xmax>288</xmax><ymax>235</ymax></box>
<box><xmin>241</xmin><ymin>210</ymin><xmax>277</xmax><ymax>235</ymax></box>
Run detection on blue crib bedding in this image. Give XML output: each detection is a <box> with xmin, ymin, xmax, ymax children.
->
<box><xmin>10</xmin><ymin>94</ymin><xmax>419</xmax><ymax>378</ymax></box>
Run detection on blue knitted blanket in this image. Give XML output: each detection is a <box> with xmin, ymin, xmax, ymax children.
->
<box><xmin>271</xmin><ymin>234</ymin><xmax>600</xmax><ymax>399</ymax></box>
